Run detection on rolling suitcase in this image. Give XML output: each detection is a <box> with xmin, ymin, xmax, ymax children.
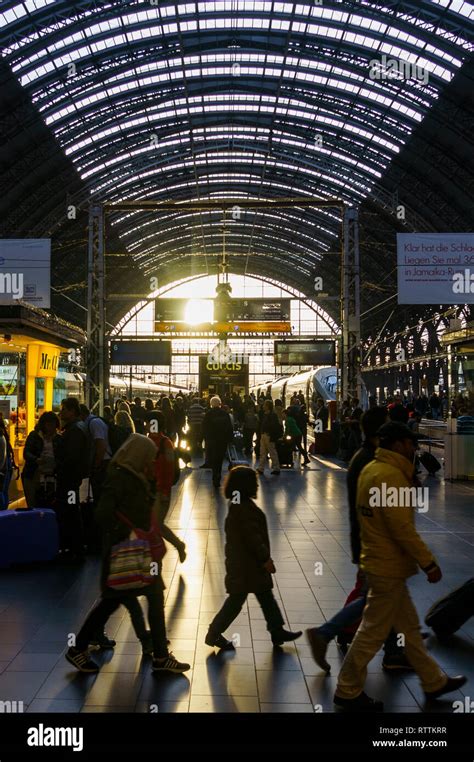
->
<box><xmin>276</xmin><ymin>437</ymin><xmax>294</xmax><ymax>467</ymax></box>
<box><xmin>0</xmin><ymin>508</ymin><xmax>59</xmax><ymax>568</ymax></box>
<box><xmin>227</xmin><ymin>444</ymin><xmax>248</xmax><ymax>469</ymax></box>
<box><xmin>425</xmin><ymin>578</ymin><xmax>474</xmax><ymax>639</ymax></box>
<box><xmin>419</xmin><ymin>451</ymin><xmax>441</xmax><ymax>474</ymax></box>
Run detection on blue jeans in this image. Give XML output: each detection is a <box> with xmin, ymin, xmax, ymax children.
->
<box><xmin>318</xmin><ymin>596</ymin><xmax>366</xmax><ymax>641</ymax></box>
<box><xmin>317</xmin><ymin>594</ymin><xmax>401</xmax><ymax>655</ymax></box>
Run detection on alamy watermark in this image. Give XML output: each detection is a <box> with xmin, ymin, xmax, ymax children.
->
<box><xmin>369</xmin><ymin>54</ymin><xmax>429</xmax><ymax>85</ymax></box>
<box><xmin>27</xmin><ymin>724</ymin><xmax>83</xmax><ymax>752</ymax></box>
<box><xmin>368</xmin><ymin>484</ymin><xmax>429</xmax><ymax>513</ymax></box>
<box><xmin>0</xmin><ymin>272</ymin><xmax>23</xmax><ymax>299</ymax></box>
<box><xmin>452</xmin><ymin>269</ymin><xmax>474</xmax><ymax>294</ymax></box>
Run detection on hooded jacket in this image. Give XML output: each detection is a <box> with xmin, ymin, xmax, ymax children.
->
<box><xmin>357</xmin><ymin>447</ymin><xmax>436</xmax><ymax>579</ymax></box>
<box><xmin>95</xmin><ymin>434</ymin><xmax>158</xmax><ymax>591</ymax></box>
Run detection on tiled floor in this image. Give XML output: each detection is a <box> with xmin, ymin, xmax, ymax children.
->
<box><xmin>0</xmin><ymin>455</ymin><xmax>473</xmax><ymax>713</ymax></box>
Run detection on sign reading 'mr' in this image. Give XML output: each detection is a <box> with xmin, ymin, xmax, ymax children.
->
<box><xmin>40</xmin><ymin>352</ymin><xmax>59</xmax><ymax>372</ymax></box>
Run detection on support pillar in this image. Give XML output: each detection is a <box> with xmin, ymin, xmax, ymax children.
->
<box><xmin>25</xmin><ymin>345</ymin><xmax>36</xmax><ymax>437</ymax></box>
<box><xmin>86</xmin><ymin>204</ymin><xmax>108</xmax><ymax>415</ymax></box>
<box><xmin>44</xmin><ymin>377</ymin><xmax>54</xmax><ymax>412</ymax></box>
<box><xmin>341</xmin><ymin>207</ymin><xmax>361</xmax><ymax>404</ymax></box>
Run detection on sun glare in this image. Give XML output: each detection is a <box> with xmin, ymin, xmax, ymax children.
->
<box><xmin>184</xmin><ymin>299</ymin><xmax>214</xmax><ymax>325</ymax></box>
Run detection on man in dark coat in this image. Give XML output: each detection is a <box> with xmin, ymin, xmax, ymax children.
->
<box><xmin>202</xmin><ymin>395</ymin><xmax>234</xmax><ymax>488</ymax></box>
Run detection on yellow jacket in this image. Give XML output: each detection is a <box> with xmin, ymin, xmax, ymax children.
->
<box><xmin>357</xmin><ymin>447</ymin><xmax>436</xmax><ymax>578</ymax></box>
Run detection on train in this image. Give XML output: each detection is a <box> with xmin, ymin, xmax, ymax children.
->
<box><xmin>55</xmin><ymin>372</ymin><xmax>189</xmax><ymax>407</ymax></box>
<box><xmin>250</xmin><ymin>366</ymin><xmax>337</xmax><ymax>422</ymax></box>
<box><xmin>0</xmin><ymin>365</ymin><xmax>189</xmax><ymax>414</ymax></box>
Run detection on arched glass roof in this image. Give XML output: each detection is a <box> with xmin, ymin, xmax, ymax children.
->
<box><xmin>1</xmin><ymin>0</ymin><xmax>473</xmax><ymax>301</ymax></box>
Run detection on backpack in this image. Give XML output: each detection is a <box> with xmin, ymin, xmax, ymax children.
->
<box><xmin>158</xmin><ymin>436</ymin><xmax>181</xmax><ymax>486</ymax></box>
<box><xmin>106</xmin><ymin>421</ymin><xmax>129</xmax><ymax>455</ymax></box>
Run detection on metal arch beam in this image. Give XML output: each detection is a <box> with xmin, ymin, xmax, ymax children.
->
<box><xmin>35</xmin><ymin>50</ymin><xmax>430</xmax><ymax>120</ymax></box>
<box><xmin>7</xmin><ymin>8</ymin><xmax>468</xmax><ymax>82</ymax></box>
<box><xmin>130</xmin><ymin>227</ymin><xmax>331</xmax><ymax>262</ymax></box>
<box><xmin>76</xmin><ymin>139</ymin><xmax>389</xmax><ymax>200</ymax></box>
<box><xmin>50</xmin><ymin>84</ymin><xmax>409</xmax><ymax>149</ymax></box>
<box><xmin>3</xmin><ymin>0</ymin><xmax>471</xmax><ymax>54</ymax></box>
<box><xmin>97</xmin><ymin>173</ymin><xmax>364</xmax><ymax>214</ymax></box>
<box><xmin>45</xmin><ymin>76</ymin><xmax>418</xmax><ymax>147</ymax></box>
<box><xmin>74</xmin><ymin>126</ymin><xmax>392</xmax><ymax>182</ymax></box>
<box><xmin>121</xmin><ymin>216</ymin><xmax>337</xmax><ymax>260</ymax></box>
<box><xmin>103</xmin><ymin>198</ymin><xmax>345</xmax><ymax>212</ymax></box>
<box><xmin>88</xmin><ymin>165</ymin><xmax>374</xmax><ymax>215</ymax></box>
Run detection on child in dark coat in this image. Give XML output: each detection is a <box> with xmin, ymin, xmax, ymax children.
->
<box><xmin>205</xmin><ymin>466</ymin><xmax>302</xmax><ymax>649</ymax></box>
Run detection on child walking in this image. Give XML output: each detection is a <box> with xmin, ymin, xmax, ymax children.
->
<box><xmin>205</xmin><ymin>466</ymin><xmax>302</xmax><ymax>649</ymax></box>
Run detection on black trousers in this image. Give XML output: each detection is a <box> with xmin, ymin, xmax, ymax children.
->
<box><xmin>54</xmin><ymin>484</ymin><xmax>83</xmax><ymax>554</ymax></box>
<box><xmin>207</xmin><ymin>440</ymin><xmax>228</xmax><ymax>485</ymax></box>
<box><xmin>93</xmin><ymin>596</ymin><xmax>148</xmax><ymax>641</ymax></box>
<box><xmin>209</xmin><ymin>590</ymin><xmax>284</xmax><ymax>636</ymax></box>
<box><xmin>76</xmin><ymin>581</ymin><xmax>168</xmax><ymax>658</ymax></box>
<box><xmin>242</xmin><ymin>429</ymin><xmax>255</xmax><ymax>452</ymax></box>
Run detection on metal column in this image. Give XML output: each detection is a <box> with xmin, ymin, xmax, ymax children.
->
<box><xmin>341</xmin><ymin>207</ymin><xmax>362</xmax><ymax>403</ymax></box>
<box><xmin>86</xmin><ymin>204</ymin><xmax>107</xmax><ymax>414</ymax></box>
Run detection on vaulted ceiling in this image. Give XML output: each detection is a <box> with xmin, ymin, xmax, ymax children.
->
<box><xmin>1</xmin><ymin>1</ymin><xmax>473</xmax><ymax>334</ymax></box>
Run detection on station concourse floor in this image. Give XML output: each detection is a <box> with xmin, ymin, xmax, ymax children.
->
<box><xmin>0</xmin><ymin>455</ymin><xmax>473</xmax><ymax>714</ymax></box>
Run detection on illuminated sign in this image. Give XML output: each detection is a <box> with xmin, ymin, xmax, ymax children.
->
<box><xmin>155</xmin><ymin>321</ymin><xmax>291</xmax><ymax>333</ymax></box>
<box><xmin>155</xmin><ymin>298</ymin><xmax>291</xmax><ymax>326</ymax></box>
<box><xmin>26</xmin><ymin>345</ymin><xmax>61</xmax><ymax>379</ymax></box>
<box><xmin>205</xmin><ymin>361</ymin><xmax>243</xmax><ymax>371</ymax></box>
<box><xmin>274</xmin><ymin>340</ymin><xmax>336</xmax><ymax>366</ymax></box>
<box><xmin>38</xmin><ymin>349</ymin><xmax>59</xmax><ymax>375</ymax></box>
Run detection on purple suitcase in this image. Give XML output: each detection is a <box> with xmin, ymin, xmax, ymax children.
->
<box><xmin>0</xmin><ymin>509</ymin><xmax>59</xmax><ymax>568</ymax></box>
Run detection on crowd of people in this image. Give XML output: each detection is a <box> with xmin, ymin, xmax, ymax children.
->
<box><xmin>5</xmin><ymin>386</ymin><xmax>470</xmax><ymax>705</ymax></box>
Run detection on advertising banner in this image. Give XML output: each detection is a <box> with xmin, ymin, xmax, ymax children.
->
<box><xmin>397</xmin><ymin>233</ymin><xmax>474</xmax><ymax>304</ymax></box>
<box><xmin>0</xmin><ymin>239</ymin><xmax>51</xmax><ymax>308</ymax></box>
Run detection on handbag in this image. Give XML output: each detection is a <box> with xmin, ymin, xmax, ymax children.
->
<box><xmin>116</xmin><ymin>511</ymin><xmax>167</xmax><ymax>563</ymax></box>
<box><xmin>106</xmin><ymin>531</ymin><xmax>154</xmax><ymax>591</ymax></box>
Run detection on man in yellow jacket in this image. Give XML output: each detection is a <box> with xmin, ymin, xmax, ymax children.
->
<box><xmin>334</xmin><ymin>421</ymin><xmax>466</xmax><ymax>711</ymax></box>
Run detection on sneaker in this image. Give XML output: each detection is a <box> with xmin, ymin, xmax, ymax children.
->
<box><xmin>152</xmin><ymin>653</ymin><xmax>191</xmax><ymax>674</ymax></box>
<box><xmin>176</xmin><ymin>542</ymin><xmax>187</xmax><ymax>563</ymax></box>
<box><xmin>334</xmin><ymin>691</ymin><xmax>384</xmax><ymax>712</ymax></box>
<box><xmin>271</xmin><ymin>628</ymin><xmax>302</xmax><ymax>646</ymax></box>
<box><xmin>65</xmin><ymin>647</ymin><xmax>100</xmax><ymax>673</ymax></box>
<box><xmin>89</xmin><ymin>633</ymin><xmax>116</xmax><ymax>650</ymax></box>
<box><xmin>382</xmin><ymin>653</ymin><xmax>414</xmax><ymax>672</ymax></box>
<box><xmin>271</xmin><ymin>470</ymin><xmax>280</xmax><ymax>475</ymax></box>
<box><xmin>306</xmin><ymin>628</ymin><xmax>331</xmax><ymax>673</ymax></box>
<box><xmin>425</xmin><ymin>675</ymin><xmax>467</xmax><ymax>701</ymax></box>
<box><xmin>205</xmin><ymin>631</ymin><xmax>235</xmax><ymax>650</ymax></box>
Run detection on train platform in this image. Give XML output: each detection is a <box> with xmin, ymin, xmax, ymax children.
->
<box><xmin>1</xmin><ymin>455</ymin><xmax>472</xmax><ymax>714</ymax></box>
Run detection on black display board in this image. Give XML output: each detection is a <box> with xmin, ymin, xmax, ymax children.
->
<box><xmin>110</xmin><ymin>341</ymin><xmax>171</xmax><ymax>365</ymax></box>
<box><xmin>274</xmin><ymin>339</ymin><xmax>336</xmax><ymax>366</ymax></box>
